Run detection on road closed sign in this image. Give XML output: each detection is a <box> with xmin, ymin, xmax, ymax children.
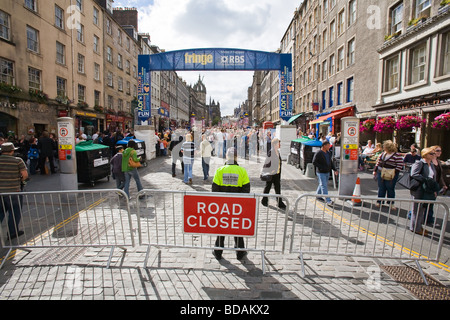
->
<box><xmin>183</xmin><ymin>195</ymin><xmax>257</xmax><ymax>237</ymax></box>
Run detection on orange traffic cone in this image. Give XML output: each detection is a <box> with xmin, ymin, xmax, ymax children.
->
<box><xmin>351</xmin><ymin>177</ymin><xmax>362</xmax><ymax>206</ymax></box>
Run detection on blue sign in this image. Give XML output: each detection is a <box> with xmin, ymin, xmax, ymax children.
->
<box><xmin>138</xmin><ymin>48</ymin><xmax>294</xmax><ymax>122</ymax></box>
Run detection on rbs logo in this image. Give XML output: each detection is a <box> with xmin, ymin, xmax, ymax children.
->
<box><xmin>221</xmin><ymin>55</ymin><xmax>245</xmax><ymax>64</ymax></box>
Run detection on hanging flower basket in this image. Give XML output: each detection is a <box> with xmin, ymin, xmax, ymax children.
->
<box><xmin>396</xmin><ymin>115</ymin><xmax>425</xmax><ymax>130</ymax></box>
<box><xmin>432</xmin><ymin>112</ymin><xmax>450</xmax><ymax>130</ymax></box>
<box><xmin>374</xmin><ymin>117</ymin><xmax>397</xmax><ymax>134</ymax></box>
<box><xmin>360</xmin><ymin>119</ymin><xmax>376</xmax><ymax>133</ymax></box>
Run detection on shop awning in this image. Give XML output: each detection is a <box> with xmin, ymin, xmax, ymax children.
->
<box><xmin>287</xmin><ymin>113</ymin><xmax>304</xmax><ymax>124</ymax></box>
<box><xmin>309</xmin><ymin>107</ymin><xmax>353</xmax><ymax>125</ymax></box>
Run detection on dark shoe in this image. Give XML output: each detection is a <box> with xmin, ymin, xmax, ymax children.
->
<box><xmin>278</xmin><ymin>202</ymin><xmax>287</xmax><ymax>210</ymax></box>
<box><xmin>236</xmin><ymin>251</ymin><xmax>248</xmax><ymax>260</ymax></box>
<box><xmin>172</xmin><ymin>174</ymin><xmax>176</xmax><ymax>177</ymax></box>
<box><xmin>261</xmin><ymin>199</ymin><xmax>268</xmax><ymax>207</ymax></box>
<box><xmin>7</xmin><ymin>230</ymin><xmax>24</xmax><ymax>240</ymax></box>
<box><xmin>212</xmin><ymin>251</ymin><xmax>222</xmax><ymax>260</ymax></box>
<box><xmin>188</xmin><ymin>178</ymin><xmax>193</xmax><ymax>185</ymax></box>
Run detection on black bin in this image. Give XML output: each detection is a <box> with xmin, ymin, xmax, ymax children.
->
<box><xmin>75</xmin><ymin>141</ymin><xmax>111</xmax><ymax>186</ymax></box>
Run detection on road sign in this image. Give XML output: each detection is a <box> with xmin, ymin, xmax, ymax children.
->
<box><xmin>183</xmin><ymin>195</ymin><xmax>257</xmax><ymax>237</ymax></box>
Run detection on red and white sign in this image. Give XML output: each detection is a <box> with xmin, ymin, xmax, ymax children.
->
<box><xmin>183</xmin><ymin>195</ymin><xmax>257</xmax><ymax>237</ymax></box>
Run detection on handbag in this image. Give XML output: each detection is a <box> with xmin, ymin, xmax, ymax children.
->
<box><xmin>128</xmin><ymin>153</ymin><xmax>142</xmax><ymax>168</ymax></box>
<box><xmin>397</xmin><ymin>172</ymin><xmax>420</xmax><ymax>191</ymax></box>
<box><xmin>260</xmin><ymin>172</ymin><xmax>273</xmax><ymax>182</ymax></box>
<box><xmin>380</xmin><ymin>153</ymin><xmax>396</xmax><ymax>181</ymax></box>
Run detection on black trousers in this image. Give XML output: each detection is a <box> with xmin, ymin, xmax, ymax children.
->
<box><xmin>39</xmin><ymin>155</ymin><xmax>55</xmax><ymax>174</ymax></box>
<box><xmin>214</xmin><ymin>236</ymin><xmax>245</xmax><ymax>256</ymax></box>
<box><xmin>262</xmin><ymin>173</ymin><xmax>284</xmax><ymax>205</ymax></box>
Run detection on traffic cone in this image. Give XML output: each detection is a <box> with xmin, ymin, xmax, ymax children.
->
<box><xmin>351</xmin><ymin>177</ymin><xmax>362</xmax><ymax>206</ymax></box>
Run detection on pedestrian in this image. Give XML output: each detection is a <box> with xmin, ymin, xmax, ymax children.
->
<box><xmin>169</xmin><ymin>135</ymin><xmax>184</xmax><ymax>177</ymax></box>
<box><xmin>200</xmin><ymin>134</ymin><xmax>212</xmax><ymax>180</ymax></box>
<box><xmin>403</xmin><ymin>148</ymin><xmax>421</xmax><ymax>171</ymax></box>
<box><xmin>312</xmin><ymin>140</ymin><xmax>339</xmax><ymax>206</ymax></box>
<box><xmin>373</xmin><ymin>140</ymin><xmax>404</xmax><ymax>209</ymax></box>
<box><xmin>181</xmin><ymin>134</ymin><xmax>195</xmax><ymax>185</ymax></box>
<box><xmin>0</xmin><ymin>142</ymin><xmax>28</xmax><ymax>240</ymax></box>
<box><xmin>37</xmin><ymin>131</ymin><xmax>56</xmax><ymax>175</ymax></box>
<box><xmin>261</xmin><ymin>138</ymin><xmax>287</xmax><ymax>210</ymax></box>
<box><xmin>27</xmin><ymin>137</ymin><xmax>39</xmax><ymax>175</ymax></box>
<box><xmin>409</xmin><ymin>148</ymin><xmax>440</xmax><ymax>236</ymax></box>
<box><xmin>122</xmin><ymin>140</ymin><xmax>144</xmax><ymax>199</ymax></box>
<box><xmin>111</xmin><ymin>145</ymin><xmax>125</xmax><ymax>191</ymax></box>
<box><xmin>212</xmin><ymin>147</ymin><xmax>250</xmax><ymax>261</ymax></box>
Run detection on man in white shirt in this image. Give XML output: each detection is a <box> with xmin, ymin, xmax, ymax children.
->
<box><xmin>200</xmin><ymin>134</ymin><xmax>213</xmax><ymax>180</ymax></box>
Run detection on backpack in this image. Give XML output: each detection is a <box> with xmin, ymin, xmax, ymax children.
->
<box><xmin>28</xmin><ymin>147</ymin><xmax>39</xmax><ymax>160</ymax></box>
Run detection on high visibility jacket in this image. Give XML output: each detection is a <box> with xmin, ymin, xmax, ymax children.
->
<box><xmin>212</xmin><ymin>162</ymin><xmax>250</xmax><ymax>194</ymax></box>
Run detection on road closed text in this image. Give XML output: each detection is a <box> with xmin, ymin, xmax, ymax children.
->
<box><xmin>183</xmin><ymin>195</ymin><xmax>257</xmax><ymax>237</ymax></box>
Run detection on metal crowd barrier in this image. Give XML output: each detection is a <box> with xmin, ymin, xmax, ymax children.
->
<box><xmin>135</xmin><ymin>189</ymin><xmax>290</xmax><ymax>274</ymax></box>
<box><xmin>0</xmin><ymin>190</ymin><xmax>135</xmax><ymax>269</ymax></box>
<box><xmin>290</xmin><ymin>194</ymin><xmax>449</xmax><ymax>284</ymax></box>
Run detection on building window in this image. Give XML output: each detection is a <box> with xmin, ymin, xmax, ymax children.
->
<box><xmin>322</xmin><ymin>90</ymin><xmax>327</xmax><ymax>110</ymax></box>
<box><xmin>26</xmin><ymin>25</ymin><xmax>39</xmax><ymax>53</ymax></box>
<box><xmin>77</xmin><ymin>53</ymin><xmax>85</xmax><ymax>74</ymax></box>
<box><xmin>414</xmin><ymin>0</ymin><xmax>431</xmax><ymax>19</ymax></box>
<box><xmin>337</xmin><ymin>47</ymin><xmax>344</xmax><ymax>72</ymax></box>
<box><xmin>385</xmin><ymin>55</ymin><xmax>400</xmax><ymax>92</ymax></box>
<box><xmin>329</xmin><ymin>86</ymin><xmax>334</xmax><ymax>108</ymax></box>
<box><xmin>55</xmin><ymin>5</ymin><xmax>64</xmax><ymax>29</ymax></box>
<box><xmin>347</xmin><ymin>38</ymin><xmax>355</xmax><ymax>66</ymax></box>
<box><xmin>76</xmin><ymin>0</ymin><xmax>83</xmax><ymax>12</ymax></box>
<box><xmin>347</xmin><ymin>77</ymin><xmax>354</xmax><ymax>103</ymax></box>
<box><xmin>329</xmin><ymin>19</ymin><xmax>336</xmax><ymax>43</ymax></box>
<box><xmin>118</xmin><ymin>77</ymin><xmax>123</xmax><ymax>91</ymax></box>
<box><xmin>77</xmin><ymin>23</ymin><xmax>84</xmax><ymax>43</ymax></box>
<box><xmin>93</xmin><ymin>35</ymin><xmax>99</xmax><ymax>53</ymax></box>
<box><xmin>107</xmin><ymin>71</ymin><xmax>113</xmax><ymax>87</ymax></box>
<box><xmin>93</xmin><ymin>7</ymin><xmax>99</xmax><ymax>26</ymax></box>
<box><xmin>0</xmin><ymin>58</ymin><xmax>14</xmax><ymax>85</ymax></box>
<box><xmin>437</xmin><ymin>31</ymin><xmax>450</xmax><ymax>77</ymax></box>
<box><xmin>25</xmin><ymin>0</ymin><xmax>37</xmax><ymax>12</ymax></box>
<box><xmin>338</xmin><ymin>9</ymin><xmax>345</xmax><ymax>36</ymax></box>
<box><xmin>390</xmin><ymin>2</ymin><xmax>403</xmax><ymax>35</ymax></box>
<box><xmin>108</xmin><ymin>95</ymin><xmax>113</xmax><ymax>109</ymax></box>
<box><xmin>56</xmin><ymin>76</ymin><xmax>66</xmax><ymax>97</ymax></box>
<box><xmin>322</xmin><ymin>28</ymin><xmax>328</xmax><ymax>50</ymax></box>
<box><xmin>348</xmin><ymin>0</ymin><xmax>356</xmax><ymax>26</ymax></box>
<box><xmin>329</xmin><ymin>54</ymin><xmax>335</xmax><ymax>76</ymax></box>
<box><xmin>322</xmin><ymin>60</ymin><xmax>328</xmax><ymax>81</ymax></box>
<box><xmin>106</xmin><ymin>19</ymin><xmax>112</xmax><ymax>35</ymax></box>
<box><xmin>126</xmin><ymin>81</ymin><xmax>131</xmax><ymax>95</ymax></box>
<box><xmin>28</xmin><ymin>67</ymin><xmax>41</xmax><ymax>90</ymax></box>
<box><xmin>408</xmin><ymin>42</ymin><xmax>427</xmax><ymax>85</ymax></box>
<box><xmin>107</xmin><ymin>46</ymin><xmax>113</xmax><ymax>63</ymax></box>
<box><xmin>94</xmin><ymin>90</ymin><xmax>100</xmax><ymax>106</ymax></box>
<box><xmin>78</xmin><ymin>84</ymin><xmax>86</xmax><ymax>102</ymax></box>
<box><xmin>56</xmin><ymin>41</ymin><xmax>65</xmax><ymax>65</ymax></box>
<box><xmin>337</xmin><ymin>82</ymin><xmax>343</xmax><ymax>105</ymax></box>
<box><xmin>94</xmin><ymin>63</ymin><xmax>100</xmax><ymax>81</ymax></box>
<box><xmin>0</xmin><ymin>10</ymin><xmax>11</xmax><ymax>41</ymax></box>
<box><xmin>126</xmin><ymin>60</ymin><xmax>130</xmax><ymax>74</ymax></box>
<box><xmin>117</xmin><ymin>54</ymin><xmax>123</xmax><ymax>69</ymax></box>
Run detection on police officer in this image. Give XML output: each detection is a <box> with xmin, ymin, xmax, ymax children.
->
<box><xmin>212</xmin><ymin>147</ymin><xmax>250</xmax><ymax>260</ymax></box>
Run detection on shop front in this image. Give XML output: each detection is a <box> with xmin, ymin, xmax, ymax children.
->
<box><xmin>74</xmin><ymin>110</ymin><xmax>105</xmax><ymax>137</ymax></box>
<box><xmin>309</xmin><ymin>106</ymin><xmax>355</xmax><ymax>137</ymax></box>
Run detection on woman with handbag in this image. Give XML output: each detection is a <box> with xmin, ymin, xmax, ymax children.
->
<box><xmin>261</xmin><ymin>138</ymin><xmax>287</xmax><ymax>210</ymax></box>
<box><xmin>409</xmin><ymin>148</ymin><xmax>440</xmax><ymax>236</ymax></box>
<box><xmin>373</xmin><ymin>140</ymin><xmax>404</xmax><ymax>209</ymax></box>
<box><xmin>122</xmin><ymin>140</ymin><xmax>144</xmax><ymax>199</ymax></box>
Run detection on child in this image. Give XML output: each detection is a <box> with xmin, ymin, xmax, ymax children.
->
<box><xmin>27</xmin><ymin>137</ymin><xmax>39</xmax><ymax>175</ymax></box>
<box><xmin>111</xmin><ymin>145</ymin><xmax>125</xmax><ymax>190</ymax></box>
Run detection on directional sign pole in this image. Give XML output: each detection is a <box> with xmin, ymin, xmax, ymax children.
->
<box><xmin>338</xmin><ymin>117</ymin><xmax>360</xmax><ymax>196</ymax></box>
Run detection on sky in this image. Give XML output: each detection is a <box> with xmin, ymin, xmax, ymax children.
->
<box><xmin>113</xmin><ymin>0</ymin><xmax>300</xmax><ymax>116</ymax></box>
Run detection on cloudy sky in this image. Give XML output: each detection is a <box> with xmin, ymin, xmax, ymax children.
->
<box><xmin>113</xmin><ymin>0</ymin><xmax>300</xmax><ymax>116</ymax></box>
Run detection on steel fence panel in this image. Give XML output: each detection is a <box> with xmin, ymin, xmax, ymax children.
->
<box><xmin>289</xmin><ymin>194</ymin><xmax>449</xmax><ymax>282</ymax></box>
<box><xmin>0</xmin><ymin>190</ymin><xmax>135</xmax><ymax>269</ymax></box>
<box><xmin>135</xmin><ymin>189</ymin><xmax>290</xmax><ymax>273</ymax></box>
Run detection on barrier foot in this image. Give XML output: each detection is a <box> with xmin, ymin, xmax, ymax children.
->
<box><xmin>299</xmin><ymin>252</ymin><xmax>305</xmax><ymax>278</ymax></box>
<box><xmin>261</xmin><ymin>250</ymin><xmax>266</xmax><ymax>275</ymax></box>
<box><xmin>144</xmin><ymin>245</ymin><xmax>151</xmax><ymax>268</ymax></box>
<box><xmin>0</xmin><ymin>248</ymin><xmax>12</xmax><ymax>270</ymax></box>
<box><xmin>415</xmin><ymin>261</ymin><xmax>429</xmax><ymax>286</ymax></box>
<box><xmin>106</xmin><ymin>246</ymin><xmax>116</xmax><ymax>269</ymax></box>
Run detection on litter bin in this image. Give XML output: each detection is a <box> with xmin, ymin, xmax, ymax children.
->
<box><xmin>116</xmin><ymin>137</ymin><xmax>148</xmax><ymax>167</ymax></box>
<box><xmin>299</xmin><ymin>139</ymin><xmax>323</xmax><ymax>173</ymax></box>
<box><xmin>75</xmin><ymin>141</ymin><xmax>111</xmax><ymax>186</ymax></box>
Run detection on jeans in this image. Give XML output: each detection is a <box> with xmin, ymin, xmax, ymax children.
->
<box><xmin>316</xmin><ymin>172</ymin><xmax>331</xmax><ymax>203</ymax></box>
<box><xmin>0</xmin><ymin>194</ymin><xmax>23</xmax><ymax>237</ymax></box>
<box><xmin>184</xmin><ymin>163</ymin><xmax>193</xmax><ymax>183</ymax></box>
<box><xmin>376</xmin><ymin>171</ymin><xmax>399</xmax><ymax>203</ymax></box>
<box><xmin>202</xmin><ymin>158</ymin><xmax>210</xmax><ymax>180</ymax></box>
<box><xmin>124</xmin><ymin>169</ymin><xmax>143</xmax><ymax>198</ymax></box>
